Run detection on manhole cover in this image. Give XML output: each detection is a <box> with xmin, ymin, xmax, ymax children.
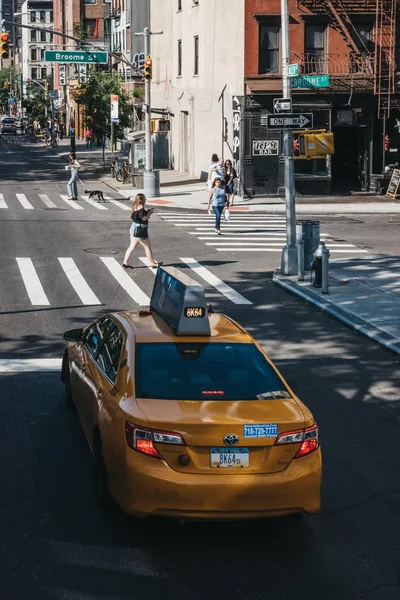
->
<box><xmin>84</xmin><ymin>248</ymin><xmax>119</xmax><ymax>254</ymax></box>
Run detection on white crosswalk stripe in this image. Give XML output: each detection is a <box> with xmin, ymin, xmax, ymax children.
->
<box><xmin>60</xmin><ymin>194</ymin><xmax>84</xmax><ymax>210</ymax></box>
<box><xmin>58</xmin><ymin>258</ymin><xmax>101</xmax><ymax>305</ymax></box>
<box><xmin>39</xmin><ymin>194</ymin><xmax>57</xmax><ymax>208</ymax></box>
<box><xmin>16</xmin><ymin>193</ymin><xmax>34</xmax><ymax>210</ymax></box>
<box><xmin>0</xmin><ymin>194</ymin><xmax>7</xmax><ymax>209</ymax></box>
<box><xmin>160</xmin><ymin>212</ymin><xmax>370</xmax><ymax>256</ymax></box>
<box><xmin>104</xmin><ymin>195</ymin><xmax>131</xmax><ymax>210</ymax></box>
<box><xmin>180</xmin><ymin>257</ymin><xmax>252</xmax><ymax>305</ymax></box>
<box><xmin>16</xmin><ymin>258</ymin><xmax>50</xmax><ymax>305</ymax></box>
<box><xmin>99</xmin><ymin>257</ymin><xmax>151</xmax><ymax>305</ymax></box>
<box><xmin>81</xmin><ymin>195</ymin><xmax>109</xmax><ymax>210</ymax></box>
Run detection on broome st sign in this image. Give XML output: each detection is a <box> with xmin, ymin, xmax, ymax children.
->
<box><xmin>44</xmin><ymin>50</ymin><xmax>108</xmax><ymax>64</ymax></box>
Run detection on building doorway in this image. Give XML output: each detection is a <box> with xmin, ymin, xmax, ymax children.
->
<box><xmin>331</xmin><ymin>126</ymin><xmax>367</xmax><ymax>191</ymax></box>
<box><xmin>180</xmin><ymin>111</ymin><xmax>189</xmax><ymax>172</ymax></box>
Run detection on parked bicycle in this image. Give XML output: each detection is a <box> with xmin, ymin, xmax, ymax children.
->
<box><xmin>115</xmin><ymin>159</ymin><xmax>130</xmax><ymax>184</ymax></box>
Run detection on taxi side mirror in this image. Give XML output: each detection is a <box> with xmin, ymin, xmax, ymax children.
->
<box><xmin>63</xmin><ymin>328</ymin><xmax>83</xmax><ymax>342</ymax></box>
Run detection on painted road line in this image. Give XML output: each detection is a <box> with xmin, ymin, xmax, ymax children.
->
<box><xmin>58</xmin><ymin>258</ymin><xmax>101</xmax><ymax>305</ymax></box>
<box><xmin>171</xmin><ymin>220</ymin><xmax>286</xmax><ymax>224</ymax></box>
<box><xmin>190</xmin><ymin>231</ymin><xmax>331</xmax><ymax>236</ymax></box>
<box><xmin>162</xmin><ymin>216</ymin><xmax>287</xmax><ymax>221</ymax></box>
<box><xmin>104</xmin><ymin>195</ymin><xmax>131</xmax><ymax>210</ymax></box>
<box><xmin>205</xmin><ymin>242</ymin><xmax>359</xmax><ymax>247</ymax></box>
<box><xmin>39</xmin><ymin>194</ymin><xmax>57</xmax><ymax>208</ymax></box>
<box><xmin>60</xmin><ymin>194</ymin><xmax>84</xmax><ymax>210</ymax></box>
<box><xmin>0</xmin><ymin>194</ymin><xmax>7</xmax><ymax>209</ymax></box>
<box><xmin>0</xmin><ymin>358</ymin><xmax>62</xmax><ymax>373</ymax></box>
<box><xmin>100</xmin><ymin>257</ymin><xmax>150</xmax><ymax>305</ymax></box>
<box><xmin>16</xmin><ymin>193</ymin><xmax>34</xmax><ymax>210</ymax></box>
<box><xmin>193</xmin><ymin>227</ymin><xmax>286</xmax><ymax>231</ymax></box>
<box><xmin>139</xmin><ymin>257</ymin><xmax>158</xmax><ymax>274</ymax></box>
<box><xmin>180</xmin><ymin>257</ymin><xmax>252</xmax><ymax>305</ymax></box>
<box><xmin>16</xmin><ymin>257</ymin><xmax>50</xmax><ymax>305</ymax></box>
<box><xmin>213</xmin><ymin>247</ymin><xmax>369</xmax><ymax>253</ymax></box>
<box><xmin>81</xmin><ymin>195</ymin><xmax>109</xmax><ymax>210</ymax></box>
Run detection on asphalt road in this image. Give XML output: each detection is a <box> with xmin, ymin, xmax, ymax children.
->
<box><xmin>1</xmin><ymin>136</ymin><xmax>400</xmax><ymax>600</ymax></box>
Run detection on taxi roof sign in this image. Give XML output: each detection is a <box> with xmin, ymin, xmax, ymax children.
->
<box><xmin>150</xmin><ymin>266</ymin><xmax>211</xmax><ymax>336</ymax></box>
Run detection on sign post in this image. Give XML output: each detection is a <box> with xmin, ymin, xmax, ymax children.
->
<box><xmin>280</xmin><ymin>0</ymin><xmax>297</xmax><ymax>274</ymax></box>
<box><xmin>110</xmin><ymin>94</ymin><xmax>119</xmax><ymax>162</ymax></box>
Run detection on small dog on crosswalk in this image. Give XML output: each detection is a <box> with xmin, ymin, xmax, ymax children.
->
<box><xmin>85</xmin><ymin>189</ymin><xmax>105</xmax><ymax>203</ymax></box>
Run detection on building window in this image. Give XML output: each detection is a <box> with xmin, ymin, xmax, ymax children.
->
<box><xmin>49</xmin><ymin>10</ymin><xmax>53</xmax><ymax>22</ymax></box>
<box><xmin>31</xmin><ymin>30</ymin><xmax>37</xmax><ymax>41</ymax></box>
<box><xmin>352</xmin><ymin>23</ymin><xmax>374</xmax><ymax>52</ymax></box>
<box><xmin>194</xmin><ymin>36</ymin><xmax>199</xmax><ymax>75</ymax></box>
<box><xmin>83</xmin><ymin>19</ymin><xmax>96</xmax><ymax>38</ymax></box>
<box><xmin>178</xmin><ymin>39</ymin><xmax>182</xmax><ymax>76</ymax></box>
<box><xmin>39</xmin><ymin>10</ymin><xmax>45</xmax><ymax>22</ymax></box>
<box><xmin>31</xmin><ymin>67</ymin><xmax>38</xmax><ymax>80</ymax></box>
<box><xmin>40</xmin><ymin>49</ymin><xmax>45</xmax><ymax>60</ymax></box>
<box><xmin>178</xmin><ymin>0</ymin><xmax>182</xmax><ymax>9</ymax></box>
<box><xmin>84</xmin><ymin>0</ymin><xmax>96</xmax><ymax>4</ymax></box>
<box><xmin>40</xmin><ymin>30</ymin><xmax>46</xmax><ymax>42</ymax></box>
<box><xmin>50</xmin><ymin>33</ymin><xmax>53</xmax><ymax>42</ymax></box>
<box><xmin>31</xmin><ymin>48</ymin><xmax>37</xmax><ymax>61</ymax></box>
<box><xmin>259</xmin><ymin>24</ymin><xmax>280</xmax><ymax>74</ymax></box>
<box><xmin>304</xmin><ymin>24</ymin><xmax>325</xmax><ymax>73</ymax></box>
<box><xmin>41</xmin><ymin>67</ymin><xmax>47</xmax><ymax>80</ymax></box>
<box><xmin>30</xmin><ymin>11</ymin><xmax>36</xmax><ymax>22</ymax></box>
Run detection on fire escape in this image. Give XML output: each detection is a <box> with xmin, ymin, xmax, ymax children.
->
<box><xmin>295</xmin><ymin>0</ymin><xmax>398</xmax><ymax>116</ymax></box>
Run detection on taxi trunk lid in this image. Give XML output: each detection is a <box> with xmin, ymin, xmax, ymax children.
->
<box><xmin>135</xmin><ymin>398</ymin><xmax>306</xmax><ymax>474</ymax></box>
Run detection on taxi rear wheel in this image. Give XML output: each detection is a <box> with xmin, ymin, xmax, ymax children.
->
<box><xmin>94</xmin><ymin>435</ymin><xmax>112</xmax><ymax>510</ymax></box>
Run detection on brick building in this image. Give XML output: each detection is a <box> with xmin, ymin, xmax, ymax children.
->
<box><xmin>243</xmin><ymin>0</ymin><xmax>399</xmax><ymax>195</ymax></box>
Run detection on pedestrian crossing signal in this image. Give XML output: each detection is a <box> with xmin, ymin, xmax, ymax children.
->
<box><xmin>1</xmin><ymin>32</ymin><xmax>10</xmax><ymax>59</ymax></box>
<box><xmin>144</xmin><ymin>56</ymin><xmax>152</xmax><ymax>81</ymax></box>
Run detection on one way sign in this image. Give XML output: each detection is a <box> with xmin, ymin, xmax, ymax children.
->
<box><xmin>266</xmin><ymin>113</ymin><xmax>313</xmax><ymax>130</ymax></box>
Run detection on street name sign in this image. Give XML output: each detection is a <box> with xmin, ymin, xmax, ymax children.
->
<box><xmin>291</xmin><ymin>75</ymin><xmax>330</xmax><ymax>88</ymax></box>
<box><xmin>273</xmin><ymin>98</ymin><xmax>292</xmax><ymax>113</ymax></box>
<box><xmin>288</xmin><ymin>63</ymin><xmax>299</xmax><ymax>77</ymax></box>
<box><xmin>266</xmin><ymin>113</ymin><xmax>313</xmax><ymax>129</ymax></box>
<box><xmin>49</xmin><ymin>90</ymin><xmax>59</xmax><ymax>99</ymax></box>
<box><xmin>44</xmin><ymin>50</ymin><xmax>108</xmax><ymax>64</ymax></box>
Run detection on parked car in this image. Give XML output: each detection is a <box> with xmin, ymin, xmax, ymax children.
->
<box><xmin>0</xmin><ymin>117</ymin><xmax>17</xmax><ymax>136</ymax></box>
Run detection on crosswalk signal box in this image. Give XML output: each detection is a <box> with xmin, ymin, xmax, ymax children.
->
<box><xmin>293</xmin><ymin>130</ymin><xmax>334</xmax><ymax>159</ymax></box>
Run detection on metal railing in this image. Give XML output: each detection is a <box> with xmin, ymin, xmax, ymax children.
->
<box><xmin>291</xmin><ymin>52</ymin><xmax>375</xmax><ymax>76</ymax></box>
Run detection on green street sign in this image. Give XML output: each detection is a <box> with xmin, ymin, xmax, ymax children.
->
<box><xmin>288</xmin><ymin>63</ymin><xmax>299</xmax><ymax>77</ymax></box>
<box><xmin>44</xmin><ymin>50</ymin><xmax>108</xmax><ymax>64</ymax></box>
<box><xmin>292</xmin><ymin>75</ymin><xmax>330</xmax><ymax>88</ymax></box>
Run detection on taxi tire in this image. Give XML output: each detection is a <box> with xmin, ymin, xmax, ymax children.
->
<box><xmin>94</xmin><ymin>436</ymin><xmax>112</xmax><ymax>511</ymax></box>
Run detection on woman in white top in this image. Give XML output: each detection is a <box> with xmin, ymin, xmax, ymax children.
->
<box><xmin>66</xmin><ymin>152</ymin><xmax>81</xmax><ymax>200</ymax></box>
<box><xmin>207</xmin><ymin>153</ymin><xmax>221</xmax><ymax>191</ymax></box>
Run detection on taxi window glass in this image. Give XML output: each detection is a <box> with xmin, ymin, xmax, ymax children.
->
<box><xmin>83</xmin><ymin>317</ymin><xmax>116</xmax><ymax>358</ymax></box>
<box><xmin>96</xmin><ymin>326</ymin><xmax>123</xmax><ymax>382</ymax></box>
<box><xmin>135</xmin><ymin>343</ymin><xmax>288</xmax><ymax>400</ymax></box>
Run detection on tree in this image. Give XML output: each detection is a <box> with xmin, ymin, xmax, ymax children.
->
<box><xmin>0</xmin><ymin>67</ymin><xmax>16</xmax><ymax>114</ymax></box>
<box><xmin>22</xmin><ymin>85</ymin><xmax>50</xmax><ymax>123</ymax></box>
<box><xmin>77</xmin><ymin>71</ymin><xmax>132</xmax><ymax>144</ymax></box>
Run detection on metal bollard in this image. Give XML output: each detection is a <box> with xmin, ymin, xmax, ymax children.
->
<box><xmin>322</xmin><ymin>246</ymin><xmax>330</xmax><ymax>294</ymax></box>
<box><xmin>297</xmin><ymin>239</ymin><xmax>305</xmax><ymax>281</ymax></box>
<box><xmin>313</xmin><ymin>241</ymin><xmax>326</xmax><ymax>288</ymax></box>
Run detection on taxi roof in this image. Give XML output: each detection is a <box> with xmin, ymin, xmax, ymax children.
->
<box><xmin>117</xmin><ymin>310</ymin><xmax>251</xmax><ymax>344</ymax></box>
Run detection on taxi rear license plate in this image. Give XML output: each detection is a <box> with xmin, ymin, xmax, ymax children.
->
<box><xmin>210</xmin><ymin>448</ymin><xmax>249</xmax><ymax>468</ymax></box>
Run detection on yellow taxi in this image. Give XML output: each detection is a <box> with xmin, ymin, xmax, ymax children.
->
<box><xmin>61</xmin><ymin>266</ymin><xmax>321</xmax><ymax>519</ymax></box>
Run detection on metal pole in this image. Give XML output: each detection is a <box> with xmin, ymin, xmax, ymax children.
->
<box><xmin>143</xmin><ymin>26</ymin><xmax>151</xmax><ymax>172</ymax></box>
<box><xmin>111</xmin><ymin>120</ymin><xmax>114</xmax><ymax>163</ymax></box>
<box><xmin>322</xmin><ymin>247</ymin><xmax>330</xmax><ymax>294</ymax></box>
<box><xmin>297</xmin><ymin>239</ymin><xmax>304</xmax><ymax>281</ymax></box>
<box><xmin>280</xmin><ymin>0</ymin><xmax>297</xmax><ymax>275</ymax></box>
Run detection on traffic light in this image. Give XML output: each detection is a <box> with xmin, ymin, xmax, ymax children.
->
<box><xmin>3</xmin><ymin>80</ymin><xmax>10</xmax><ymax>89</ymax></box>
<box><xmin>144</xmin><ymin>56</ymin><xmax>152</xmax><ymax>81</ymax></box>
<box><xmin>45</xmin><ymin>81</ymin><xmax>49</xmax><ymax>91</ymax></box>
<box><xmin>151</xmin><ymin>118</ymin><xmax>170</xmax><ymax>133</ymax></box>
<box><xmin>292</xmin><ymin>130</ymin><xmax>334</xmax><ymax>159</ymax></box>
<box><xmin>1</xmin><ymin>32</ymin><xmax>10</xmax><ymax>59</ymax></box>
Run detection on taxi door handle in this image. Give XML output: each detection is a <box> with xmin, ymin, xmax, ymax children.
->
<box><xmin>97</xmin><ymin>389</ymin><xmax>102</xmax><ymax>397</ymax></box>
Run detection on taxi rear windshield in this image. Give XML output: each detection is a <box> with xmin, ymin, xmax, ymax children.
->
<box><xmin>135</xmin><ymin>343</ymin><xmax>289</xmax><ymax>400</ymax></box>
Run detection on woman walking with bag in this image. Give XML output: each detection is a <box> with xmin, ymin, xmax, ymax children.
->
<box><xmin>122</xmin><ymin>193</ymin><xmax>162</xmax><ymax>268</ymax></box>
<box><xmin>66</xmin><ymin>152</ymin><xmax>81</xmax><ymax>201</ymax></box>
<box><xmin>207</xmin><ymin>178</ymin><xmax>228</xmax><ymax>235</ymax></box>
<box><xmin>224</xmin><ymin>159</ymin><xmax>237</xmax><ymax>205</ymax></box>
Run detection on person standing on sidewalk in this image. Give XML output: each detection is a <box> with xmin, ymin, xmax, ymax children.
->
<box><xmin>207</xmin><ymin>178</ymin><xmax>228</xmax><ymax>235</ymax></box>
<box><xmin>224</xmin><ymin>159</ymin><xmax>237</xmax><ymax>205</ymax></box>
<box><xmin>122</xmin><ymin>194</ymin><xmax>163</xmax><ymax>269</ymax></box>
<box><xmin>85</xmin><ymin>128</ymin><xmax>93</xmax><ymax>149</ymax></box>
<box><xmin>66</xmin><ymin>152</ymin><xmax>81</xmax><ymax>201</ymax></box>
<box><xmin>59</xmin><ymin>121</ymin><xmax>65</xmax><ymax>140</ymax></box>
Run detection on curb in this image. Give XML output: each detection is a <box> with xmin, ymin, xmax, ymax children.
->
<box><xmin>272</xmin><ymin>272</ymin><xmax>400</xmax><ymax>357</ymax></box>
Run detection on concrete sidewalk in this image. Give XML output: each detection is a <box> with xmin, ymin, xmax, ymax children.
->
<box><xmin>273</xmin><ymin>255</ymin><xmax>400</xmax><ymax>355</ymax></box>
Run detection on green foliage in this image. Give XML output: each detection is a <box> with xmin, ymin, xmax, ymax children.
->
<box><xmin>0</xmin><ymin>67</ymin><xmax>16</xmax><ymax>113</ymax></box>
<box><xmin>22</xmin><ymin>85</ymin><xmax>50</xmax><ymax>123</ymax></box>
<box><xmin>78</xmin><ymin>72</ymin><xmax>132</xmax><ymax>140</ymax></box>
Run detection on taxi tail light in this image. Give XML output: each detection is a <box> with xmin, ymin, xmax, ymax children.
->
<box><xmin>125</xmin><ymin>421</ymin><xmax>185</xmax><ymax>459</ymax></box>
<box><xmin>275</xmin><ymin>424</ymin><xmax>319</xmax><ymax>458</ymax></box>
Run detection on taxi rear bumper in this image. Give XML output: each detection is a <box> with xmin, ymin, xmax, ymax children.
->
<box><xmin>109</xmin><ymin>447</ymin><xmax>322</xmax><ymax>519</ymax></box>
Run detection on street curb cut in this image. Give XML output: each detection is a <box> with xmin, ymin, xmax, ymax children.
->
<box><xmin>272</xmin><ymin>272</ymin><xmax>400</xmax><ymax>357</ymax></box>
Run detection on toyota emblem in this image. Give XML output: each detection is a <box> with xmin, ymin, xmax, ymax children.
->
<box><xmin>224</xmin><ymin>434</ymin><xmax>239</xmax><ymax>446</ymax></box>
